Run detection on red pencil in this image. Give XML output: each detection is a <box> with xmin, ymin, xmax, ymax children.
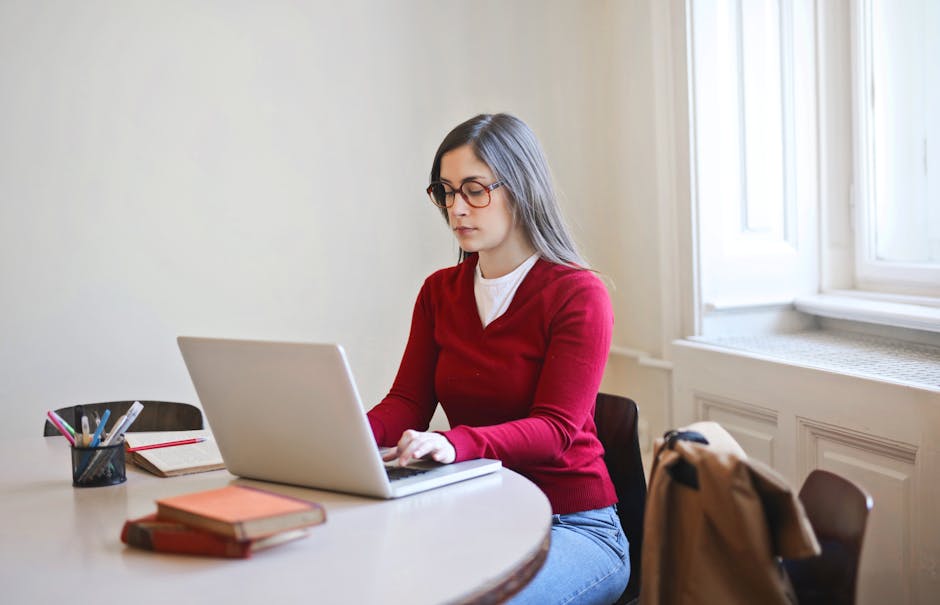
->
<box><xmin>126</xmin><ymin>437</ymin><xmax>207</xmax><ymax>452</ymax></box>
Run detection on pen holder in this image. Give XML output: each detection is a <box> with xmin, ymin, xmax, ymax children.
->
<box><xmin>71</xmin><ymin>442</ymin><xmax>127</xmax><ymax>487</ymax></box>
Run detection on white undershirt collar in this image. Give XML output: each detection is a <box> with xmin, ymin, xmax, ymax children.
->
<box><xmin>474</xmin><ymin>253</ymin><xmax>540</xmax><ymax>328</ymax></box>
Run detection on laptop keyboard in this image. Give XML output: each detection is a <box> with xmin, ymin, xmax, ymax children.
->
<box><xmin>385</xmin><ymin>465</ymin><xmax>432</xmax><ymax>481</ymax></box>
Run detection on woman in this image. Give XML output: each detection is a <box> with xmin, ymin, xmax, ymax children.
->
<box><xmin>367</xmin><ymin>113</ymin><xmax>629</xmax><ymax>605</ymax></box>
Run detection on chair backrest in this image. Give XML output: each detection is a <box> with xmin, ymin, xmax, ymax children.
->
<box><xmin>783</xmin><ymin>469</ymin><xmax>873</xmax><ymax>605</ymax></box>
<box><xmin>594</xmin><ymin>392</ymin><xmax>647</xmax><ymax>605</ymax></box>
<box><xmin>43</xmin><ymin>401</ymin><xmax>204</xmax><ymax>436</ymax></box>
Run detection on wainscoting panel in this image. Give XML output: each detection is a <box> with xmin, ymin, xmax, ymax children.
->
<box><xmin>672</xmin><ymin>338</ymin><xmax>940</xmax><ymax>604</ymax></box>
<box><xmin>698</xmin><ymin>395</ymin><xmax>778</xmax><ymax>466</ymax></box>
<box><xmin>799</xmin><ymin>417</ymin><xmax>917</xmax><ymax>604</ymax></box>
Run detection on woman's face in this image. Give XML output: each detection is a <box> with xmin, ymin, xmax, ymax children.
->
<box><xmin>439</xmin><ymin>145</ymin><xmax>527</xmax><ymax>265</ymax></box>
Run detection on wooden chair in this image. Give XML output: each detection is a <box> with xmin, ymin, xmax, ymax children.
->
<box><xmin>783</xmin><ymin>469</ymin><xmax>873</xmax><ymax>605</ymax></box>
<box><xmin>43</xmin><ymin>400</ymin><xmax>203</xmax><ymax>436</ymax></box>
<box><xmin>594</xmin><ymin>392</ymin><xmax>647</xmax><ymax>605</ymax></box>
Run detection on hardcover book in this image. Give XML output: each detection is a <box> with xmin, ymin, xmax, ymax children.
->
<box><xmin>155</xmin><ymin>485</ymin><xmax>327</xmax><ymax>540</ymax></box>
<box><xmin>121</xmin><ymin>513</ymin><xmax>309</xmax><ymax>558</ymax></box>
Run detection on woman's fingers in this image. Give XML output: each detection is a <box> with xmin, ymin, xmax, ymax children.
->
<box><xmin>430</xmin><ymin>448</ymin><xmax>451</xmax><ymax>462</ymax></box>
<box><xmin>394</xmin><ymin>430</ymin><xmax>455</xmax><ymax>466</ymax></box>
<box><xmin>394</xmin><ymin>430</ymin><xmax>418</xmax><ymax>466</ymax></box>
<box><xmin>398</xmin><ymin>431</ymin><xmax>429</xmax><ymax>466</ymax></box>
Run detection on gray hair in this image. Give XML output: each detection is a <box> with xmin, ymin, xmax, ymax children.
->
<box><xmin>429</xmin><ymin>113</ymin><xmax>588</xmax><ymax>269</ymax></box>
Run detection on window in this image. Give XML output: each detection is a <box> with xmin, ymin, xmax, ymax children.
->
<box><xmin>688</xmin><ymin>0</ymin><xmax>817</xmax><ymax>314</ymax></box>
<box><xmin>688</xmin><ymin>0</ymin><xmax>940</xmax><ymax>336</ymax></box>
<box><xmin>853</xmin><ymin>0</ymin><xmax>940</xmax><ymax>294</ymax></box>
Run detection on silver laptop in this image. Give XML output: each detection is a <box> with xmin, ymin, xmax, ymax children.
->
<box><xmin>177</xmin><ymin>336</ymin><xmax>501</xmax><ymax>498</ymax></box>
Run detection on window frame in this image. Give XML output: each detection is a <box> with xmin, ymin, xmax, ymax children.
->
<box><xmin>687</xmin><ymin>0</ymin><xmax>819</xmax><ymax>323</ymax></box>
<box><xmin>686</xmin><ymin>0</ymin><xmax>940</xmax><ymax>338</ymax></box>
<box><xmin>850</xmin><ymin>0</ymin><xmax>940</xmax><ymax>297</ymax></box>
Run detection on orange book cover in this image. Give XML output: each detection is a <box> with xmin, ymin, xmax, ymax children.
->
<box><xmin>155</xmin><ymin>485</ymin><xmax>327</xmax><ymax>540</ymax></box>
<box><xmin>121</xmin><ymin>513</ymin><xmax>309</xmax><ymax>558</ymax></box>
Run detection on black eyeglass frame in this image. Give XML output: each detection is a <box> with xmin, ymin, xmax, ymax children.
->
<box><xmin>426</xmin><ymin>180</ymin><xmax>506</xmax><ymax>209</ymax></box>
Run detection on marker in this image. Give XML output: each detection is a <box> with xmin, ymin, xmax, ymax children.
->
<box><xmin>46</xmin><ymin>411</ymin><xmax>76</xmax><ymax>445</ymax></box>
<box><xmin>102</xmin><ymin>401</ymin><xmax>144</xmax><ymax>446</ymax></box>
<box><xmin>50</xmin><ymin>411</ymin><xmax>77</xmax><ymax>438</ymax></box>
<box><xmin>88</xmin><ymin>409</ymin><xmax>111</xmax><ymax>448</ymax></box>
<box><xmin>126</xmin><ymin>437</ymin><xmax>206</xmax><ymax>452</ymax></box>
<box><xmin>80</xmin><ymin>415</ymin><xmax>90</xmax><ymax>447</ymax></box>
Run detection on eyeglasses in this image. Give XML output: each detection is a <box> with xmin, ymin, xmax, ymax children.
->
<box><xmin>426</xmin><ymin>180</ymin><xmax>505</xmax><ymax>209</ymax></box>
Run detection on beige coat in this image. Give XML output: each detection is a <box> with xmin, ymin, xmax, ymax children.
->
<box><xmin>640</xmin><ymin>423</ymin><xmax>820</xmax><ymax>605</ymax></box>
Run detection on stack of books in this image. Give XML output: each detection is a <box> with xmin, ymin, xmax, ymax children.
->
<box><xmin>121</xmin><ymin>485</ymin><xmax>327</xmax><ymax>558</ymax></box>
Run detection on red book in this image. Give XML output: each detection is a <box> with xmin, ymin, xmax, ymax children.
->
<box><xmin>121</xmin><ymin>513</ymin><xmax>310</xmax><ymax>558</ymax></box>
<box><xmin>155</xmin><ymin>485</ymin><xmax>327</xmax><ymax>540</ymax></box>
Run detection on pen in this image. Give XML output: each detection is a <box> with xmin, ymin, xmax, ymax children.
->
<box><xmin>77</xmin><ymin>449</ymin><xmax>107</xmax><ymax>483</ymax></box>
<box><xmin>102</xmin><ymin>401</ymin><xmax>144</xmax><ymax>446</ymax></box>
<box><xmin>46</xmin><ymin>411</ymin><xmax>76</xmax><ymax>445</ymax></box>
<box><xmin>103</xmin><ymin>413</ymin><xmax>128</xmax><ymax>444</ymax></box>
<box><xmin>88</xmin><ymin>409</ymin><xmax>111</xmax><ymax>448</ymax></box>
<box><xmin>126</xmin><ymin>437</ymin><xmax>206</xmax><ymax>452</ymax></box>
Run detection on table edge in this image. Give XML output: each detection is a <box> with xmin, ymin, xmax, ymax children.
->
<box><xmin>450</xmin><ymin>528</ymin><xmax>551</xmax><ymax>605</ymax></box>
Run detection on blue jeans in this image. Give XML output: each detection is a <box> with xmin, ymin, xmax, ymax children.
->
<box><xmin>509</xmin><ymin>505</ymin><xmax>630</xmax><ymax>605</ymax></box>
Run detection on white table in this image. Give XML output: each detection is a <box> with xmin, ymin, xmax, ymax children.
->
<box><xmin>0</xmin><ymin>438</ymin><xmax>551</xmax><ymax>604</ymax></box>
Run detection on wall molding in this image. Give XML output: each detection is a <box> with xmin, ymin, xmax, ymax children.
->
<box><xmin>695</xmin><ymin>392</ymin><xmax>779</xmax><ymax>465</ymax></box>
<box><xmin>695</xmin><ymin>392</ymin><xmax>779</xmax><ymax>424</ymax></box>
<box><xmin>797</xmin><ymin>415</ymin><xmax>918</xmax><ymax>471</ymax></box>
<box><xmin>609</xmin><ymin>345</ymin><xmax>674</xmax><ymax>371</ymax></box>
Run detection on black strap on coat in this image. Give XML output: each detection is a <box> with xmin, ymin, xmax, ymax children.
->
<box><xmin>663</xmin><ymin>429</ymin><xmax>709</xmax><ymax>490</ymax></box>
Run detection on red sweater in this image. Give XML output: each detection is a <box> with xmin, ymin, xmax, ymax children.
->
<box><xmin>368</xmin><ymin>255</ymin><xmax>617</xmax><ymax>514</ymax></box>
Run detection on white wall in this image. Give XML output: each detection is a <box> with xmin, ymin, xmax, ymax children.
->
<box><xmin>2</xmin><ymin>0</ymin><xmax>670</xmax><ymax>436</ymax></box>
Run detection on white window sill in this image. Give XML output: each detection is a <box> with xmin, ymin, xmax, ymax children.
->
<box><xmin>794</xmin><ymin>291</ymin><xmax>940</xmax><ymax>334</ymax></box>
<box><xmin>690</xmin><ymin>328</ymin><xmax>940</xmax><ymax>392</ymax></box>
<box><xmin>694</xmin><ymin>291</ymin><xmax>940</xmax><ymax>389</ymax></box>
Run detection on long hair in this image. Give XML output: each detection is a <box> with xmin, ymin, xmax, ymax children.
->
<box><xmin>429</xmin><ymin>113</ymin><xmax>588</xmax><ymax>269</ymax></box>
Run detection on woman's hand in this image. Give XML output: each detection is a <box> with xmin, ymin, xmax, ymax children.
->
<box><xmin>382</xmin><ymin>429</ymin><xmax>456</xmax><ymax>466</ymax></box>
